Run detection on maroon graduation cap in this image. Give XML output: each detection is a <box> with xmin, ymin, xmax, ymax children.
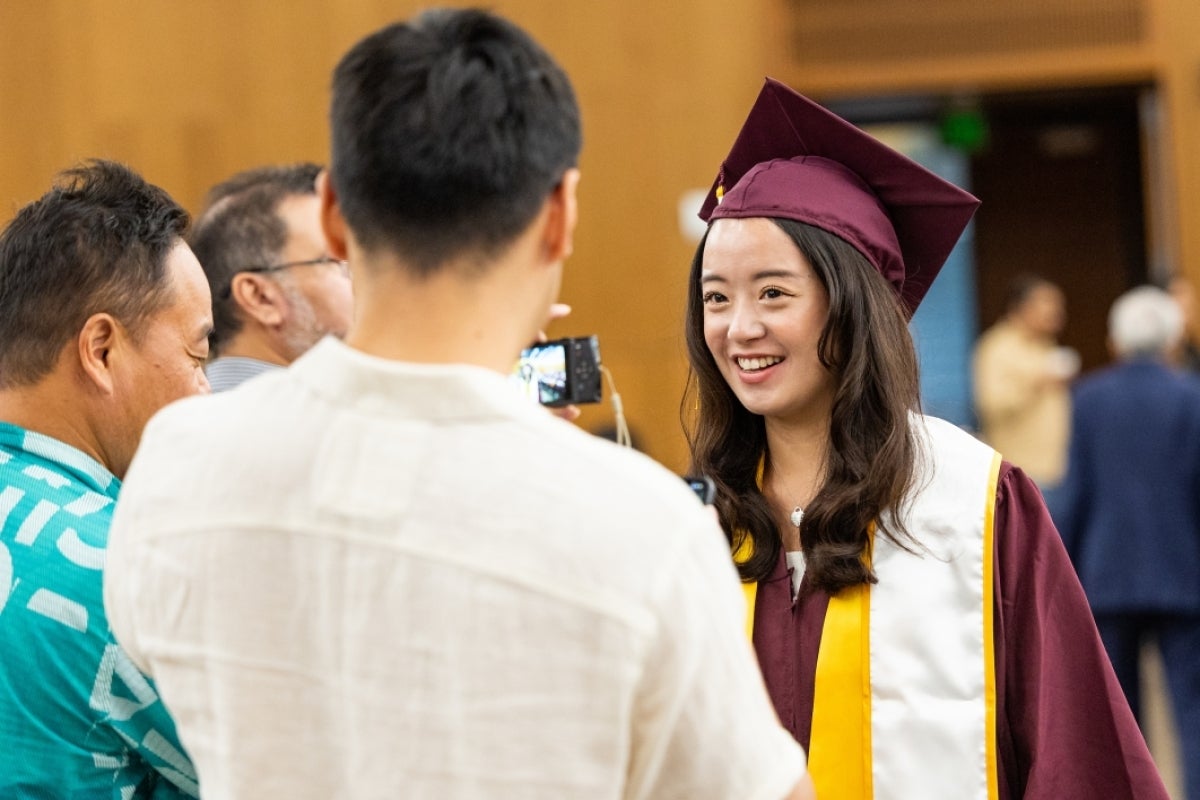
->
<box><xmin>699</xmin><ymin>78</ymin><xmax>980</xmax><ymax>315</ymax></box>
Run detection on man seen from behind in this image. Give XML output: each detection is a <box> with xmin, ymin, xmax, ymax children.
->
<box><xmin>104</xmin><ymin>9</ymin><xmax>813</xmax><ymax>799</ymax></box>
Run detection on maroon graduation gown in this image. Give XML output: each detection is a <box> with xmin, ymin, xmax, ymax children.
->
<box><xmin>752</xmin><ymin>461</ymin><xmax>1170</xmax><ymax>799</ymax></box>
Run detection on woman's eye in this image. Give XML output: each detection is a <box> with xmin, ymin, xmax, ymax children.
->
<box><xmin>702</xmin><ymin>291</ymin><xmax>727</xmax><ymax>304</ymax></box>
<box><xmin>762</xmin><ymin>287</ymin><xmax>786</xmax><ymax>300</ymax></box>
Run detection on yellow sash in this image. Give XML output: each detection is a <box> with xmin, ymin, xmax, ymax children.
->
<box><xmin>737</xmin><ymin>534</ymin><xmax>875</xmax><ymax>798</ymax></box>
<box><xmin>734</xmin><ymin>534</ymin><xmax>757</xmax><ymax>640</ymax></box>
<box><xmin>740</xmin><ymin>424</ymin><xmax>1001</xmax><ymax>800</ymax></box>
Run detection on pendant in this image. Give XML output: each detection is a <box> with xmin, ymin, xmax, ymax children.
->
<box><xmin>790</xmin><ymin>506</ymin><xmax>805</xmax><ymax>528</ymax></box>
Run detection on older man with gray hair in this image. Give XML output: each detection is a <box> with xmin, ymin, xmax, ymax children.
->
<box><xmin>1056</xmin><ymin>284</ymin><xmax>1200</xmax><ymax>800</ymax></box>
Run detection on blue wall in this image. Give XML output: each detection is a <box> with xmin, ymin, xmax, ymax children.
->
<box><xmin>865</xmin><ymin>125</ymin><xmax>978</xmax><ymax>430</ymax></box>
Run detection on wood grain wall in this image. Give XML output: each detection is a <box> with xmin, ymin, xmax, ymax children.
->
<box><xmin>0</xmin><ymin>0</ymin><xmax>774</xmax><ymax>471</ymax></box>
<box><xmin>1150</xmin><ymin>0</ymin><xmax>1200</xmax><ymax>306</ymax></box>
<box><xmin>2</xmin><ymin>1</ymin><xmax>1199</xmax><ymax>468</ymax></box>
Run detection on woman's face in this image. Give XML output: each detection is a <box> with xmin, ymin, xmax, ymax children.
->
<box><xmin>701</xmin><ymin>217</ymin><xmax>835</xmax><ymax>425</ymax></box>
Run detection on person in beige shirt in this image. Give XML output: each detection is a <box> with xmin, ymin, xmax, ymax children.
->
<box><xmin>974</xmin><ymin>274</ymin><xmax>1078</xmax><ymax>487</ymax></box>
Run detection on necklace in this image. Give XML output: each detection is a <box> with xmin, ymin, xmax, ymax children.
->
<box><xmin>767</xmin><ymin>459</ymin><xmax>821</xmax><ymax>531</ymax></box>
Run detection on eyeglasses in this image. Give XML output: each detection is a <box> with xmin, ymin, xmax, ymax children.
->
<box><xmin>221</xmin><ymin>256</ymin><xmax>349</xmax><ymax>298</ymax></box>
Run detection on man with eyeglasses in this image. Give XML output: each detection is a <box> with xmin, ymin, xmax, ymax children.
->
<box><xmin>189</xmin><ymin>163</ymin><xmax>354</xmax><ymax>391</ymax></box>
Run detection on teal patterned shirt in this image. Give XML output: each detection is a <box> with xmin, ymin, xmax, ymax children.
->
<box><xmin>0</xmin><ymin>423</ymin><xmax>198</xmax><ymax>798</ymax></box>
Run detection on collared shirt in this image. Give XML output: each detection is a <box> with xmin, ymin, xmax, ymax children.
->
<box><xmin>0</xmin><ymin>423</ymin><xmax>198</xmax><ymax>798</ymax></box>
<box><xmin>106</xmin><ymin>337</ymin><xmax>806</xmax><ymax>800</ymax></box>
<box><xmin>204</xmin><ymin>356</ymin><xmax>280</xmax><ymax>392</ymax></box>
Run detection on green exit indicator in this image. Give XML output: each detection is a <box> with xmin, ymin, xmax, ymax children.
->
<box><xmin>940</xmin><ymin>108</ymin><xmax>988</xmax><ymax>152</ymax></box>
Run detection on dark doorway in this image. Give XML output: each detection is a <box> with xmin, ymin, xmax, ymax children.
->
<box><xmin>971</xmin><ymin>85</ymin><xmax>1149</xmax><ymax>373</ymax></box>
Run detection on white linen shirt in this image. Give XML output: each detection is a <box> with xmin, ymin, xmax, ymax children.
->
<box><xmin>104</xmin><ymin>338</ymin><xmax>805</xmax><ymax>800</ymax></box>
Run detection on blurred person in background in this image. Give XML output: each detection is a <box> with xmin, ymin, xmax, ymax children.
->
<box><xmin>0</xmin><ymin>160</ymin><xmax>207</xmax><ymax>797</ymax></box>
<box><xmin>1055</xmin><ymin>285</ymin><xmax>1200</xmax><ymax>800</ymax></box>
<box><xmin>973</xmin><ymin>273</ymin><xmax>1078</xmax><ymax>498</ymax></box>
<box><xmin>685</xmin><ymin>78</ymin><xmax>1167</xmax><ymax>799</ymax></box>
<box><xmin>189</xmin><ymin>163</ymin><xmax>354</xmax><ymax>391</ymax></box>
<box><xmin>104</xmin><ymin>10</ymin><xmax>813</xmax><ymax>800</ymax></box>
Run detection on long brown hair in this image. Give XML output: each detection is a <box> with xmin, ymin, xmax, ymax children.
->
<box><xmin>683</xmin><ymin>218</ymin><xmax>921</xmax><ymax>594</ymax></box>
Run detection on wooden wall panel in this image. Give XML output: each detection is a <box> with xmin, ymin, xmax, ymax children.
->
<box><xmin>4</xmin><ymin>1</ymin><xmax>1197</xmax><ymax>469</ymax></box>
<box><xmin>767</xmin><ymin>0</ymin><xmax>1157</xmax><ymax>96</ymax></box>
<box><xmin>0</xmin><ymin>0</ymin><xmax>775</xmax><ymax>472</ymax></box>
<box><xmin>782</xmin><ymin>0</ymin><xmax>1144</xmax><ymax>63</ymax></box>
<box><xmin>1149</xmin><ymin>0</ymin><xmax>1200</xmax><ymax>300</ymax></box>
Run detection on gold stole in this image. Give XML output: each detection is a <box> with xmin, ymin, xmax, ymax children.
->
<box><xmin>739</xmin><ymin>446</ymin><xmax>1001</xmax><ymax>800</ymax></box>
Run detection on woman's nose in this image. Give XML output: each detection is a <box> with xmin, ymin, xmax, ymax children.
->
<box><xmin>727</xmin><ymin>302</ymin><xmax>766</xmax><ymax>342</ymax></box>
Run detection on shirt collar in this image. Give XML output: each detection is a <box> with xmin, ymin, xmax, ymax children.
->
<box><xmin>205</xmin><ymin>356</ymin><xmax>282</xmax><ymax>392</ymax></box>
<box><xmin>0</xmin><ymin>422</ymin><xmax>120</xmax><ymax>498</ymax></box>
<box><xmin>288</xmin><ymin>337</ymin><xmax>538</xmax><ymax>421</ymax></box>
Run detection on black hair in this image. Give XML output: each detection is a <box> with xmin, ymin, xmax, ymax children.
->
<box><xmin>0</xmin><ymin>159</ymin><xmax>189</xmax><ymax>387</ymax></box>
<box><xmin>329</xmin><ymin>8</ymin><xmax>581</xmax><ymax>275</ymax></box>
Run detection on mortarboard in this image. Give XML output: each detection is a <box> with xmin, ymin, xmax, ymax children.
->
<box><xmin>698</xmin><ymin>78</ymin><xmax>980</xmax><ymax>315</ymax></box>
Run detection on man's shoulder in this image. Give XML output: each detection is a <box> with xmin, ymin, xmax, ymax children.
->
<box><xmin>0</xmin><ymin>425</ymin><xmax>117</xmax><ymax>496</ymax></box>
<box><xmin>974</xmin><ymin>321</ymin><xmax>1016</xmax><ymax>351</ymax></box>
<box><xmin>0</xmin><ymin>428</ymin><xmax>117</xmax><ymax>537</ymax></box>
<box><xmin>0</xmin><ymin>431</ymin><xmax>115</xmax><ymax>649</ymax></box>
<box><xmin>141</xmin><ymin>368</ymin><xmax>706</xmax><ymax>526</ymax></box>
<box><xmin>522</xmin><ymin>416</ymin><xmax>698</xmax><ymax>507</ymax></box>
<box><xmin>1077</xmin><ymin>360</ymin><xmax>1195</xmax><ymax>401</ymax></box>
<box><xmin>472</xmin><ymin>424</ymin><xmax>730</xmax><ymax>620</ymax></box>
<box><xmin>144</xmin><ymin>368</ymin><xmax>302</xmax><ymax>443</ymax></box>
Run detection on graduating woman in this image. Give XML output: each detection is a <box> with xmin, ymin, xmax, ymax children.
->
<box><xmin>684</xmin><ymin>78</ymin><xmax>1168</xmax><ymax>800</ymax></box>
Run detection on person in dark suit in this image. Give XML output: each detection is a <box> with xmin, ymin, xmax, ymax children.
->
<box><xmin>1056</xmin><ymin>284</ymin><xmax>1200</xmax><ymax>800</ymax></box>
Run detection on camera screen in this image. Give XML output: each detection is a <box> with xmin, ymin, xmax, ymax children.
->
<box><xmin>682</xmin><ymin>475</ymin><xmax>715</xmax><ymax>504</ymax></box>
<box><xmin>513</xmin><ymin>342</ymin><xmax>569</xmax><ymax>405</ymax></box>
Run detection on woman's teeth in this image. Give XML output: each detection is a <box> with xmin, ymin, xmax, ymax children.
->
<box><xmin>737</xmin><ymin>356</ymin><xmax>782</xmax><ymax>371</ymax></box>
